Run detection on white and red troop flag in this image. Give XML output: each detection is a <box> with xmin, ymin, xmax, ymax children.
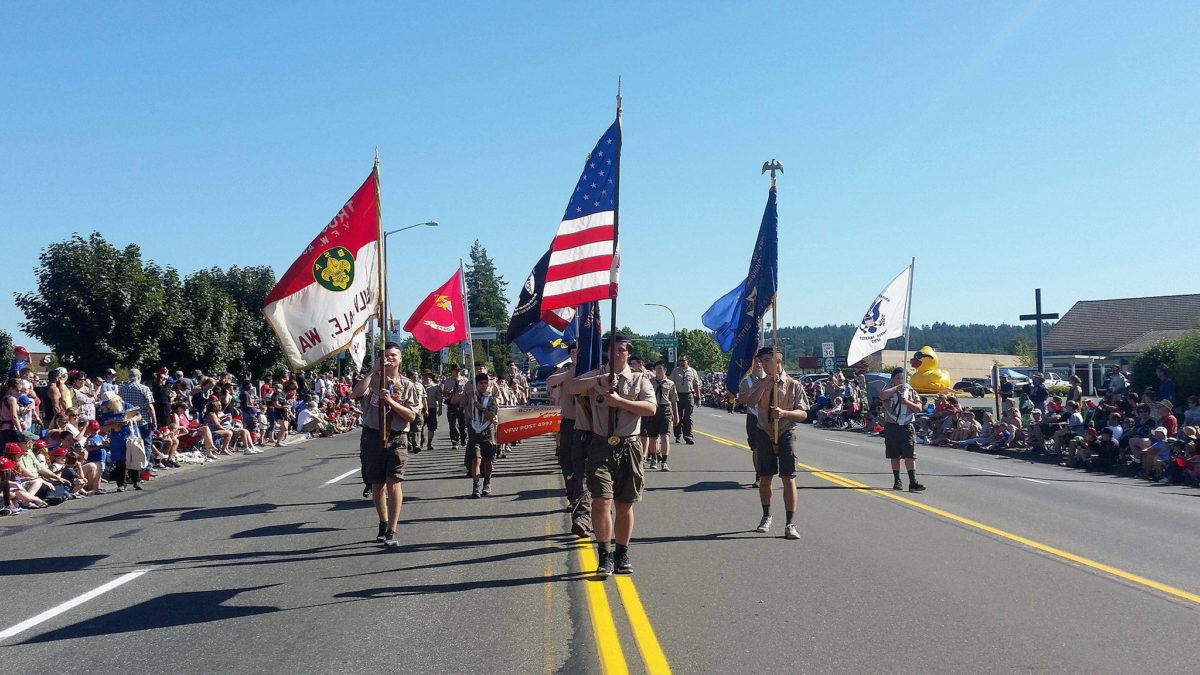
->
<box><xmin>538</xmin><ymin>117</ymin><xmax>622</xmax><ymax>328</ymax></box>
<box><xmin>402</xmin><ymin>269</ymin><xmax>468</xmax><ymax>351</ymax></box>
<box><xmin>263</xmin><ymin>170</ymin><xmax>380</xmax><ymax>370</ymax></box>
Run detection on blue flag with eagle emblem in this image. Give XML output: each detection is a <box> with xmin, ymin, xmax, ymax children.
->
<box><xmin>723</xmin><ymin>187</ymin><xmax>778</xmax><ymax>395</ymax></box>
<box><xmin>514</xmin><ymin>319</ymin><xmax>578</xmax><ymax>367</ymax></box>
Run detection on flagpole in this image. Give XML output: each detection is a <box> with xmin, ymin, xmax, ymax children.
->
<box><xmin>902</xmin><ymin>256</ymin><xmax>915</xmax><ymax>387</ymax></box>
<box><xmin>606</xmin><ymin>80</ymin><xmax>623</xmax><ymax>414</ymax></box>
<box><xmin>460</xmin><ymin>258</ymin><xmax>473</xmax><ymax>366</ymax></box>
<box><xmin>374</xmin><ymin>151</ymin><xmax>388</xmax><ymax>446</ymax></box>
<box><xmin>771</xmin><ymin>168</ymin><xmax>780</xmax><ymax>446</ymax></box>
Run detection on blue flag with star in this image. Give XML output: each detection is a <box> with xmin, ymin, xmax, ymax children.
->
<box><xmin>724</xmin><ymin>187</ymin><xmax>778</xmax><ymax>395</ymax></box>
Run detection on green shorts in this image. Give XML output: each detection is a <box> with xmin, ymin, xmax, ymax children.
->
<box><xmin>586</xmin><ymin>436</ymin><xmax>644</xmax><ymax>503</ymax></box>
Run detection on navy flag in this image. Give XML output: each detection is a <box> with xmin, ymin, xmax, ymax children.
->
<box><xmin>724</xmin><ymin>187</ymin><xmax>778</xmax><ymax>395</ymax></box>
<box><xmin>701</xmin><ymin>278</ymin><xmax>747</xmax><ymax>352</ymax></box>
<box><xmin>514</xmin><ymin>319</ymin><xmax>577</xmax><ymax>367</ymax></box>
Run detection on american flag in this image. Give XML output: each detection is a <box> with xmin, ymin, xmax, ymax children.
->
<box><xmin>539</xmin><ymin>118</ymin><xmax>621</xmax><ymax>318</ymax></box>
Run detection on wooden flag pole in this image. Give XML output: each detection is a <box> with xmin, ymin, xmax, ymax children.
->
<box><xmin>374</xmin><ymin>150</ymin><xmax>388</xmax><ymax>448</ymax></box>
<box><xmin>763</xmin><ymin>159</ymin><xmax>783</xmax><ymax>451</ymax></box>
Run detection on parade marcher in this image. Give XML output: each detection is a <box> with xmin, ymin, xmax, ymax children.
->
<box><xmin>670</xmin><ymin>355</ymin><xmax>701</xmax><ymax>444</ymax></box>
<box><xmin>738</xmin><ymin>347</ymin><xmax>809</xmax><ymax>540</ymax></box>
<box><xmin>645</xmin><ymin>362</ymin><xmax>679</xmax><ymax>471</ymax></box>
<box><xmin>547</xmin><ymin>344</ymin><xmax>592</xmax><ymax>537</ymax></box>
<box><xmin>442</xmin><ymin>364</ymin><xmax>469</xmax><ymax>449</ymax></box>
<box><xmin>566</xmin><ymin>332</ymin><xmax>657</xmax><ymax>577</ymax></box>
<box><xmin>742</xmin><ymin>361</ymin><xmax>766</xmax><ymax>487</ymax></box>
<box><xmin>422</xmin><ymin>371</ymin><xmax>443</xmax><ymax>452</ymax></box>
<box><xmin>879</xmin><ymin>367</ymin><xmax>927</xmax><ymax>492</ymax></box>
<box><xmin>351</xmin><ymin>342</ymin><xmax>419</xmax><ymax>548</ymax></box>
<box><xmin>406</xmin><ymin>370</ymin><xmax>426</xmax><ymax>453</ymax></box>
<box><xmin>453</xmin><ymin>373</ymin><xmax>499</xmax><ymax>498</ymax></box>
<box><xmin>507</xmin><ymin>361</ymin><xmax>529</xmax><ymax>404</ymax></box>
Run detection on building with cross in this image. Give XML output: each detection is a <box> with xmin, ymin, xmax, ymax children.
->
<box><xmin>1042</xmin><ymin>293</ymin><xmax>1200</xmax><ymax>386</ymax></box>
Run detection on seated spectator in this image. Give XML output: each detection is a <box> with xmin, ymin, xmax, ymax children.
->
<box><xmin>1137</xmin><ymin>426</ymin><xmax>1170</xmax><ymax>480</ymax></box>
<box><xmin>2</xmin><ymin>451</ymin><xmax>48</xmax><ymax>510</ymax></box>
<box><xmin>1051</xmin><ymin>401</ymin><xmax>1086</xmax><ymax>453</ymax></box>
<box><xmin>1124</xmin><ymin>404</ymin><xmax>1155</xmax><ymax>462</ymax></box>
<box><xmin>816</xmin><ymin>396</ymin><xmax>843</xmax><ymax>428</ymax></box>
<box><xmin>950</xmin><ymin>411</ymin><xmax>990</xmax><ymax>448</ymax></box>
<box><xmin>1156</xmin><ymin>400</ymin><xmax>1177</xmax><ymax>438</ymax></box>
<box><xmin>297</xmin><ymin>401</ymin><xmax>332</xmax><ymax>437</ymax></box>
<box><xmin>203</xmin><ymin>400</ymin><xmax>235</xmax><ymax>455</ymax></box>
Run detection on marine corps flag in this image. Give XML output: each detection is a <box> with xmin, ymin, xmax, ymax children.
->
<box><xmin>402</xmin><ymin>269</ymin><xmax>468</xmax><ymax>351</ymax></box>
<box><xmin>263</xmin><ymin>170</ymin><xmax>380</xmax><ymax>371</ymax></box>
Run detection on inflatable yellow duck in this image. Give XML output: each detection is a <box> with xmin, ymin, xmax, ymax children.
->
<box><xmin>909</xmin><ymin>346</ymin><xmax>952</xmax><ymax>394</ymax></box>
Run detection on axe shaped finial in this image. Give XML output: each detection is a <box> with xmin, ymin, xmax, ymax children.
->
<box><xmin>761</xmin><ymin>158</ymin><xmax>783</xmax><ymax>188</ymax></box>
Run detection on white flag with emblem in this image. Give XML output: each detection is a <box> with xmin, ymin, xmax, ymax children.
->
<box><xmin>846</xmin><ymin>264</ymin><xmax>911</xmax><ymax>366</ymax></box>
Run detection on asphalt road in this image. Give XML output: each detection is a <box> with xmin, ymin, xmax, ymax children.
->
<box><xmin>3</xmin><ymin>410</ymin><xmax>1199</xmax><ymax>674</ymax></box>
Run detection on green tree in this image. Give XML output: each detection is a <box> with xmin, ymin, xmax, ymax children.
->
<box><xmin>0</xmin><ymin>329</ymin><xmax>12</xmax><ymax>367</ymax></box>
<box><xmin>15</xmin><ymin>232</ymin><xmax>173</xmax><ymax>373</ymax></box>
<box><xmin>207</xmin><ymin>265</ymin><xmax>284</xmax><ymax>377</ymax></box>
<box><xmin>677</xmin><ymin>328</ymin><xmax>727</xmax><ymax>373</ymax></box>
<box><xmin>1170</xmin><ymin>330</ymin><xmax>1200</xmax><ymax>403</ymax></box>
<box><xmin>1131</xmin><ymin>336</ymin><xmax>1180</xmax><ymax>398</ymax></box>
<box><xmin>1006</xmin><ymin>334</ymin><xmax>1036</xmax><ymax>367</ymax></box>
<box><xmin>465</xmin><ymin>240</ymin><xmax>510</xmax><ymax>369</ymax></box>
<box><xmin>159</xmin><ymin>269</ymin><xmax>236</xmax><ymax>374</ymax></box>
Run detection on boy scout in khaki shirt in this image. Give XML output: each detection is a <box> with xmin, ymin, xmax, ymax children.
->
<box><xmin>441</xmin><ymin>364</ymin><xmax>469</xmax><ymax>449</ymax></box>
<box><xmin>566</xmin><ymin>332</ymin><xmax>657</xmax><ymax>578</ymax></box>
<box><xmin>737</xmin><ymin>346</ymin><xmax>810</xmax><ymax>541</ymax></box>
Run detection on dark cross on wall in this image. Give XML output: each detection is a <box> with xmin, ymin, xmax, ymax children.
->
<box><xmin>1019</xmin><ymin>288</ymin><xmax>1059</xmax><ymax>374</ymax></box>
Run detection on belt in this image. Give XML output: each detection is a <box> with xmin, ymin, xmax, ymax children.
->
<box><xmin>591</xmin><ymin>432</ymin><xmax>637</xmax><ymax>445</ymax></box>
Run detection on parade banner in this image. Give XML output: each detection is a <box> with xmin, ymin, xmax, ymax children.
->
<box><xmin>263</xmin><ymin>170</ymin><xmax>379</xmax><ymax>370</ymax></box>
<box><xmin>497</xmin><ymin>406</ymin><xmax>561</xmax><ymax>443</ymax></box>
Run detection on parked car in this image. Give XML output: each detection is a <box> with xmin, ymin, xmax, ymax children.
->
<box><xmin>952</xmin><ymin>378</ymin><xmax>994</xmax><ymax>397</ymax></box>
<box><xmin>527</xmin><ymin>364</ymin><xmax>559</xmax><ymax>404</ymax></box>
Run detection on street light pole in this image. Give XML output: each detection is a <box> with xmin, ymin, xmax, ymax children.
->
<box><xmin>383</xmin><ymin>221</ymin><xmax>439</xmax><ymax>338</ymax></box>
<box><xmin>644</xmin><ymin>302</ymin><xmax>676</xmax><ymax>363</ymax></box>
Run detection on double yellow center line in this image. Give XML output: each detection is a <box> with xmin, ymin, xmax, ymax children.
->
<box><xmin>695</xmin><ymin>429</ymin><xmax>1200</xmax><ymax>607</ymax></box>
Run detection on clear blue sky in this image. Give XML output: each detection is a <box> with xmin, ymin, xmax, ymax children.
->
<box><xmin>3</xmin><ymin>1</ymin><xmax>1198</xmax><ymax>353</ymax></box>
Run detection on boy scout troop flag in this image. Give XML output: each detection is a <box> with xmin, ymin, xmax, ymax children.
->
<box><xmin>845</xmin><ymin>263</ymin><xmax>912</xmax><ymax>366</ymax></box>
<box><xmin>402</xmin><ymin>269</ymin><xmax>468</xmax><ymax>351</ymax></box>
<box><xmin>263</xmin><ymin>170</ymin><xmax>380</xmax><ymax>370</ymax></box>
<box><xmin>539</xmin><ymin>118</ymin><xmax>622</xmax><ymax>316</ymax></box>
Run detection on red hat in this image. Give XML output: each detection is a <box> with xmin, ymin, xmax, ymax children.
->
<box><xmin>4</xmin><ymin>443</ymin><xmax>23</xmax><ymax>455</ymax></box>
<box><xmin>209</xmin><ymin>396</ymin><xmax>219</xmax><ymax>401</ymax></box>
<box><xmin>0</xmin><ymin>458</ymin><xmax>16</xmax><ymax>471</ymax></box>
<box><xmin>233</xmin><ymin>415</ymin><xmax>242</xmax><ymax>421</ymax></box>
<box><xmin>14</xmin><ymin>346</ymin><xmax>28</xmax><ymax>354</ymax></box>
<box><xmin>88</xmin><ymin>420</ymin><xmax>101</xmax><ymax>430</ymax></box>
<box><xmin>49</xmin><ymin>447</ymin><xmax>68</xmax><ymax>456</ymax></box>
<box><xmin>33</xmin><ymin>439</ymin><xmax>48</xmax><ymax>449</ymax></box>
<box><xmin>159</xmin><ymin>366</ymin><xmax>169</xmax><ymax>374</ymax></box>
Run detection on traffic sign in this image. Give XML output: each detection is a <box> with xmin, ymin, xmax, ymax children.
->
<box><xmin>653</xmin><ymin>336</ymin><xmax>678</xmax><ymax>348</ymax></box>
<box><xmin>668</xmin><ymin>346</ymin><xmax>677</xmax><ymax>363</ymax></box>
<box><xmin>821</xmin><ymin>342</ymin><xmax>835</xmax><ymax>358</ymax></box>
<box><xmin>823</xmin><ymin>357</ymin><xmax>837</xmax><ymax>373</ymax></box>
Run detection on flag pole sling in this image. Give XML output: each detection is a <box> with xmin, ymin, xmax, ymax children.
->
<box><xmin>902</xmin><ymin>256</ymin><xmax>915</xmax><ymax>387</ymax></box>
<box><xmin>374</xmin><ymin>154</ymin><xmax>387</xmax><ymax>447</ymax></box>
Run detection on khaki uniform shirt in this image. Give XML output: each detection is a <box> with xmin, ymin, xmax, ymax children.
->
<box><xmin>553</xmin><ymin>362</ymin><xmax>575</xmax><ymax>420</ymax></box>
<box><xmin>756</xmin><ymin>374</ymin><xmax>810</xmax><ymax>436</ymax></box>
<box><xmin>509</xmin><ymin>371</ymin><xmax>529</xmax><ymax>402</ymax></box>
<box><xmin>361</xmin><ymin>372</ymin><xmax>420</xmax><ymax>433</ymax></box>
<box><xmin>651</xmin><ymin>376</ymin><xmax>679</xmax><ymax>412</ymax></box>
<box><xmin>463</xmin><ymin>390</ymin><xmax>499</xmax><ymax>441</ymax></box>
<box><xmin>580</xmin><ymin>366</ymin><xmax>656</xmax><ymax>438</ymax></box>
<box><xmin>442</xmin><ymin>374</ymin><xmax>469</xmax><ymax>406</ymax></box>
<box><xmin>670</xmin><ymin>365</ymin><xmax>700</xmax><ymax>399</ymax></box>
<box><xmin>410</xmin><ymin>378</ymin><xmax>426</xmax><ymax>413</ymax></box>
<box><xmin>424</xmin><ymin>383</ymin><xmax>444</xmax><ymax>414</ymax></box>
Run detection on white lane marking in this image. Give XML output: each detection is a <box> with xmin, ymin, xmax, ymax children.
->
<box><xmin>827</xmin><ymin>439</ymin><xmax>861</xmax><ymax>446</ymax></box>
<box><xmin>0</xmin><ymin>568</ymin><xmax>152</xmax><ymax>640</ymax></box>
<box><xmin>322</xmin><ymin>467</ymin><xmax>360</xmax><ymax>486</ymax></box>
<box><xmin>972</xmin><ymin>467</ymin><xmax>1049</xmax><ymax>485</ymax></box>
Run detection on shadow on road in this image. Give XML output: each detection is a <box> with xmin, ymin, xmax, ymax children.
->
<box><xmin>0</xmin><ymin>554</ymin><xmax>109</xmax><ymax>576</ymax></box>
<box><xmin>18</xmin><ymin>586</ymin><xmax>280</xmax><ymax>644</ymax></box>
<box><xmin>230</xmin><ymin>522</ymin><xmax>342</xmax><ymax>538</ymax></box>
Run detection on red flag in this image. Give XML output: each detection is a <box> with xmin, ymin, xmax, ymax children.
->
<box><xmin>403</xmin><ymin>269</ymin><xmax>468</xmax><ymax>351</ymax></box>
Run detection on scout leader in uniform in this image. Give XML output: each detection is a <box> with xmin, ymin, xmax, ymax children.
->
<box><xmin>565</xmin><ymin>331</ymin><xmax>657</xmax><ymax>579</ymax></box>
<box><xmin>737</xmin><ymin>346</ymin><xmax>810</xmax><ymax>541</ymax></box>
<box><xmin>441</xmin><ymin>363</ymin><xmax>469</xmax><ymax>449</ymax></box>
